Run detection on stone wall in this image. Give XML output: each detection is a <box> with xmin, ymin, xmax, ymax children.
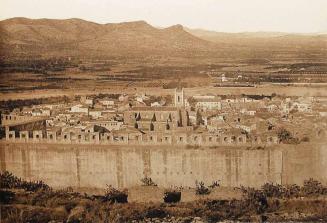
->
<box><xmin>1</xmin><ymin>142</ymin><xmax>326</xmax><ymax>189</ymax></box>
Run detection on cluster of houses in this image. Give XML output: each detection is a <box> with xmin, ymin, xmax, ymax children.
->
<box><xmin>1</xmin><ymin>88</ymin><xmax>326</xmax><ymax>146</ymax></box>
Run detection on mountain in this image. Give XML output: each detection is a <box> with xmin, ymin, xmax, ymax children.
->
<box><xmin>0</xmin><ymin>17</ymin><xmax>215</xmax><ymax>58</ymax></box>
<box><xmin>0</xmin><ymin>18</ymin><xmax>326</xmax><ymax>61</ymax></box>
<box><xmin>185</xmin><ymin>27</ymin><xmax>327</xmax><ymax>49</ymax></box>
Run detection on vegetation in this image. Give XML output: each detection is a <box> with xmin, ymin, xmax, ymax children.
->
<box><xmin>0</xmin><ymin>171</ymin><xmax>51</xmax><ymax>192</ymax></box>
<box><xmin>0</xmin><ymin>96</ymin><xmax>71</xmax><ymax>112</ymax></box>
<box><xmin>1</xmin><ymin>172</ymin><xmax>327</xmax><ymax>222</ymax></box>
<box><xmin>195</xmin><ymin>181</ymin><xmax>211</xmax><ymax>195</ymax></box>
<box><xmin>140</xmin><ymin>177</ymin><xmax>158</xmax><ymax>186</ymax></box>
<box><xmin>103</xmin><ymin>185</ymin><xmax>128</xmax><ymax>203</ymax></box>
<box><xmin>163</xmin><ymin>189</ymin><xmax>181</xmax><ymax>203</ymax></box>
<box><xmin>277</xmin><ymin>127</ymin><xmax>299</xmax><ymax>144</ymax></box>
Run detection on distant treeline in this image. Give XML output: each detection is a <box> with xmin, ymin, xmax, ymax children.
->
<box><xmin>0</xmin><ymin>96</ymin><xmax>72</xmax><ymax>112</ymax></box>
<box><xmin>0</xmin><ymin>58</ymin><xmax>78</xmax><ymax>74</ymax></box>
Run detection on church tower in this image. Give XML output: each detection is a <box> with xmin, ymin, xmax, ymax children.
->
<box><xmin>175</xmin><ymin>87</ymin><xmax>184</xmax><ymax>107</ymax></box>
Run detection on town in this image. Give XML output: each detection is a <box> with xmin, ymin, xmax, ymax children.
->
<box><xmin>2</xmin><ymin>87</ymin><xmax>326</xmax><ymax>147</ymax></box>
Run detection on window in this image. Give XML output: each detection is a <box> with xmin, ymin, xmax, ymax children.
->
<box><xmin>150</xmin><ymin>136</ymin><xmax>153</xmax><ymax>141</ymax></box>
<box><xmin>78</xmin><ymin>135</ymin><xmax>81</xmax><ymax>139</ymax></box>
<box><xmin>179</xmin><ymin>137</ymin><xmax>183</xmax><ymax>141</ymax></box>
<box><xmin>92</xmin><ymin>135</ymin><xmax>96</xmax><ymax>139</ymax></box>
<box><xmin>209</xmin><ymin>137</ymin><xmax>212</xmax><ymax>142</ymax></box>
<box><xmin>166</xmin><ymin>123</ymin><xmax>170</xmax><ymax>130</ymax></box>
<box><xmin>36</xmin><ymin>135</ymin><xmax>39</xmax><ymax>139</ymax></box>
<box><xmin>50</xmin><ymin>135</ymin><xmax>53</xmax><ymax>139</ymax></box>
<box><xmin>64</xmin><ymin>135</ymin><xmax>67</xmax><ymax>139</ymax></box>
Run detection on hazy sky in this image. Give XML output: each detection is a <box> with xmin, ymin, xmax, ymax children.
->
<box><xmin>1</xmin><ymin>0</ymin><xmax>327</xmax><ymax>33</ymax></box>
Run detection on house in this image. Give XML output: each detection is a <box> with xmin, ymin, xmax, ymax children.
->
<box><xmin>89</xmin><ymin>108</ymin><xmax>102</xmax><ymax>119</ymax></box>
<box><xmin>71</xmin><ymin>104</ymin><xmax>89</xmax><ymax>113</ymax></box>
<box><xmin>99</xmin><ymin>98</ymin><xmax>115</xmax><ymax>107</ymax></box>
<box><xmin>195</xmin><ymin>98</ymin><xmax>222</xmax><ymax>111</ymax></box>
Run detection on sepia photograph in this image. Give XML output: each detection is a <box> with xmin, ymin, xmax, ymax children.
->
<box><xmin>0</xmin><ymin>0</ymin><xmax>327</xmax><ymax>222</ymax></box>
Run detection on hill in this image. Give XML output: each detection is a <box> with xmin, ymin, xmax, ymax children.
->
<box><xmin>0</xmin><ymin>18</ymin><xmax>326</xmax><ymax>62</ymax></box>
<box><xmin>0</xmin><ymin>18</ymin><xmax>215</xmax><ymax>58</ymax></box>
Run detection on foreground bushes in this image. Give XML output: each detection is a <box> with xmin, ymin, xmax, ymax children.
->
<box><xmin>163</xmin><ymin>190</ymin><xmax>181</xmax><ymax>203</ymax></box>
<box><xmin>246</xmin><ymin>179</ymin><xmax>327</xmax><ymax>199</ymax></box>
<box><xmin>0</xmin><ymin>171</ymin><xmax>51</xmax><ymax>192</ymax></box>
<box><xmin>1</xmin><ymin>172</ymin><xmax>327</xmax><ymax>222</ymax></box>
<box><xmin>103</xmin><ymin>185</ymin><xmax>128</xmax><ymax>203</ymax></box>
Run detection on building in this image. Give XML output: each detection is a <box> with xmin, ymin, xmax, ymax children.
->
<box><xmin>174</xmin><ymin>88</ymin><xmax>184</xmax><ymax>107</ymax></box>
<box><xmin>123</xmin><ymin>106</ymin><xmax>191</xmax><ymax>132</ymax></box>
<box><xmin>195</xmin><ymin>98</ymin><xmax>222</xmax><ymax>111</ymax></box>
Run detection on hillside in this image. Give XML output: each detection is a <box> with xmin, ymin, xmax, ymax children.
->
<box><xmin>185</xmin><ymin>27</ymin><xmax>327</xmax><ymax>60</ymax></box>
<box><xmin>0</xmin><ymin>17</ymin><xmax>326</xmax><ymax>62</ymax></box>
<box><xmin>0</xmin><ymin>18</ymin><xmax>215</xmax><ymax>58</ymax></box>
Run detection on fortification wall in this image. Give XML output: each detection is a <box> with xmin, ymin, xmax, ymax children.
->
<box><xmin>5</xmin><ymin>130</ymin><xmax>279</xmax><ymax>146</ymax></box>
<box><xmin>1</xmin><ymin>142</ymin><xmax>326</xmax><ymax>189</ymax></box>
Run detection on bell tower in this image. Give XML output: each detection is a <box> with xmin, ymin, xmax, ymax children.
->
<box><xmin>175</xmin><ymin>87</ymin><xmax>184</xmax><ymax>107</ymax></box>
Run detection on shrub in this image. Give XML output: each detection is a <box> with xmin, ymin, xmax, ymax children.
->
<box><xmin>301</xmin><ymin>178</ymin><xmax>327</xmax><ymax>196</ymax></box>
<box><xmin>0</xmin><ymin>189</ymin><xmax>15</xmax><ymax>204</ymax></box>
<box><xmin>241</xmin><ymin>186</ymin><xmax>268</xmax><ymax>214</ymax></box>
<box><xmin>145</xmin><ymin>208</ymin><xmax>167</xmax><ymax>218</ymax></box>
<box><xmin>103</xmin><ymin>185</ymin><xmax>128</xmax><ymax>203</ymax></box>
<box><xmin>209</xmin><ymin>181</ymin><xmax>220</xmax><ymax>189</ymax></box>
<box><xmin>0</xmin><ymin>171</ymin><xmax>51</xmax><ymax>192</ymax></box>
<box><xmin>141</xmin><ymin>177</ymin><xmax>157</xmax><ymax>186</ymax></box>
<box><xmin>163</xmin><ymin>190</ymin><xmax>181</xmax><ymax>203</ymax></box>
<box><xmin>261</xmin><ymin>183</ymin><xmax>284</xmax><ymax>198</ymax></box>
<box><xmin>277</xmin><ymin>128</ymin><xmax>299</xmax><ymax>144</ymax></box>
<box><xmin>195</xmin><ymin>181</ymin><xmax>211</xmax><ymax>195</ymax></box>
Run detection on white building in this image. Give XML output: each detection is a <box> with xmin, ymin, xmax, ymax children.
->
<box><xmin>195</xmin><ymin>98</ymin><xmax>222</xmax><ymax>110</ymax></box>
<box><xmin>89</xmin><ymin>109</ymin><xmax>102</xmax><ymax>119</ymax></box>
<box><xmin>99</xmin><ymin>99</ymin><xmax>115</xmax><ymax>106</ymax></box>
<box><xmin>71</xmin><ymin>104</ymin><xmax>89</xmax><ymax>113</ymax></box>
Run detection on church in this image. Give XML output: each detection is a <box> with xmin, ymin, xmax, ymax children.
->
<box><xmin>123</xmin><ymin>88</ymin><xmax>192</xmax><ymax>132</ymax></box>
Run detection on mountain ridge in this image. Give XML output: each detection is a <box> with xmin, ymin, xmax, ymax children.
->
<box><xmin>0</xmin><ymin>17</ymin><xmax>215</xmax><ymax>58</ymax></box>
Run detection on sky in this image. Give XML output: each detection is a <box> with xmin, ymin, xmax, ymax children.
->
<box><xmin>1</xmin><ymin>0</ymin><xmax>327</xmax><ymax>33</ymax></box>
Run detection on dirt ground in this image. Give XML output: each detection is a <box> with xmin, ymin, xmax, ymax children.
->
<box><xmin>76</xmin><ymin>186</ymin><xmax>243</xmax><ymax>203</ymax></box>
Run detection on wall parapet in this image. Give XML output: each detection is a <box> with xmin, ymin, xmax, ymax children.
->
<box><xmin>4</xmin><ymin>129</ymin><xmax>280</xmax><ymax>146</ymax></box>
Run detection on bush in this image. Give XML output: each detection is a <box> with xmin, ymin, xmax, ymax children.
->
<box><xmin>141</xmin><ymin>177</ymin><xmax>157</xmax><ymax>186</ymax></box>
<box><xmin>209</xmin><ymin>181</ymin><xmax>220</xmax><ymax>189</ymax></box>
<box><xmin>103</xmin><ymin>185</ymin><xmax>128</xmax><ymax>203</ymax></box>
<box><xmin>145</xmin><ymin>208</ymin><xmax>167</xmax><ymax>218</ymax></box>
<box><xmin>302</xmin><ymin>178</ymin><xmax>327</xmax><ymax>196</ymax></box>
<box><xmin>261</xmin><ymin>183</ymin><xmax>284</xmax><ymax>198</ymax></box>
<box><xmin>0</xmin><ymin>171</ymin><xmax>51</xmax><ymax>192</ymax></box>
<box><xmin>277</xmin><ymin>128</ymin><xmax>299</xmax><ymax>144</ymax></box>
<box><xmin>0</xmin><ymin>189</ymin><xmax>15</xmax><ymax>204</ymax></box>
<box><xmin>163</xmin><ymin>190</ymin><xmax>181</xmax><ymax>203</ymax></box>
<box><xmin>195</xmin><ymin>181</ymin><xmax>211</xmax><ymax>195</ymax></box>
<box><xmin>241</xmin><ymin>186</ymin><xmax>268</xmax><ymax>214</ymax></box>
